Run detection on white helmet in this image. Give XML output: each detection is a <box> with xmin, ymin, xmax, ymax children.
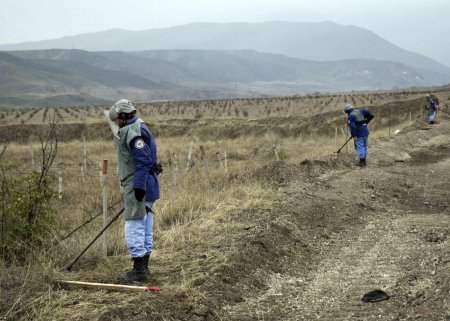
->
<box><xmin>108</xmin><ymin>99</ymin><xmax>136</xmax><ymax>121</ymax></box>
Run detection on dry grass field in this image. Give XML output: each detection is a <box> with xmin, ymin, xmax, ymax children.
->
<box><xmin>1</xmin><ymin>87</ymin><xmax>450</xmax><ymax>320</ymax></box>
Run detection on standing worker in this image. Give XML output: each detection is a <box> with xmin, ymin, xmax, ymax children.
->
<box><xmin>108</xmin><ymin>99</ymin><xmax>161</xmax><ymax>282</ymax></box>
<box><xmin>344</xmin><ymin>104</ymin><xmax>374</xmax><ymax>167</ymax></box>
<box><xmin>425</xmin><ymin>93</ymin><xmax>439</xmax><ymax>125</ymax></box>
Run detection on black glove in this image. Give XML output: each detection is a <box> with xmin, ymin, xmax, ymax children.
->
<box><xmin>366</xmin><ymin>114</ymin><xmax>374</xmax><ymax>124</ymax></box>
<box><xmin>134</xmin><ymin>188</ymin><xmax>145</xmax><ymax>202</ymax></box>
<box><xmin>153</xmin><ymin>163</ymin><xmax>163</xmax><ymax>175</ymax></box>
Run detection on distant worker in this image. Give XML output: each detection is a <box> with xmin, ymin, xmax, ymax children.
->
<box><xmin>344</xmin><ymin>104</ymin><xmax>374</xmax><ymax>167</ymax></box>
<box><xmin>425</xmin><ymin>93</ymin><xmax>439</xmax><ymax>125</ymax></box>
<box><xmin>108</xmin><ymin>99</ymin><xmax>161</xmax><ymax>282</ymax></box>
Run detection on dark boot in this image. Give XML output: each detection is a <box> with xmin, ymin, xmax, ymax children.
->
<box><xmin>125</xmin><ymin>256</ymin><xmax>148</xmax><ymax>282</ymax></box>
<box><xmin>143</xmin><ymin>253</ymin><xmax>150</xmax><ymax>276</ymax></box>
<box><xmin>358</xmin><ymin>158</ymin><xmax>366</xmax><ymax>167</ymax></box>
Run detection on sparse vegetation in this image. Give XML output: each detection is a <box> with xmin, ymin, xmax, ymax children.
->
<box><xmin>1</xmin><ymin>88</ymin><xmax>447</xmax><ymax>126</ymax></box>
<box><xmin>0</xmin><ymin>87</ymin><xmax>449</xmax><ymax>320</ymax></box>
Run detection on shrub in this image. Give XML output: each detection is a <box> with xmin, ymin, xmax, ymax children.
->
<box><xmin>0</xmin><ymin>115</ymin><xmax>59</xmax><ymax>262</ymax></box>
<box><xmin>0</xmin><ymin>170</ymin><xmax>57</xmax><ymax>261</ymax></box>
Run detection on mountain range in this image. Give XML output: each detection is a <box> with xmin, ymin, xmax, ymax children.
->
<box><xmin>1</xmin><ymin>21</ymin><xmax>449</xmax><ymax>108</ymax></box>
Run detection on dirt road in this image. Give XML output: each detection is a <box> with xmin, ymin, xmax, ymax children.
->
<box><xmin>219</xmin><ymin>114</ymin><xmax>450</xmax><ymax>320</ymax></box>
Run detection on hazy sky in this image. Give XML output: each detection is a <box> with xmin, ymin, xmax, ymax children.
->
<box><xmin>1</xmin><ymin>0</ymin><xmax>449</xmax><ymax>66</ymax></box>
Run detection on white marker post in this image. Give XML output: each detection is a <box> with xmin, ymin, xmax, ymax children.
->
<box><xmin>224</xmin><ymin>150</ymin><xmax>228</xmax><ymax>174</ymax></box>
<box><xmin>80</xmin><ymin>165</ymin><xmax>85</xmax><ymax>183</ymax></box>
<box><xmin>83</xmin><ymin>136</ymin><xmax>87</xmax><ymax>171</ymax></box>
<box><xmin>199</xmin><ymin>145</ymin><xmax>211</xmax><ymax>183</ymax></box>
<box><xmin>58</xmin><ymin>170</ymin><xmax>63</xmax><ymax>199</ymax></box>
<box><xmin>101</xmin><ymin>160</ymin><xmax>108</xmax><ymax>257</ymax></box>
<box><xmin>29</xmin><ymin>141</ymin><xmax>36</xmax><ymax>171</ymax></box>
<box><xmin>273</xmin><ymin>145</ymin><xmax>280</xmax><ymax>161</ymax></box>
<box><xmin>186</xmin><ymin>140</ymin><xmax>194</xmax><ymax>170</ymax></box>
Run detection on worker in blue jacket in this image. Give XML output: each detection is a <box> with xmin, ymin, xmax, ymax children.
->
<box><xmin>344</xmin><ymin>104</ymin><xmax>374</xmax><ymax>167</ymax></box>
<box><xmin>108</xmin><ymin>99</ymin><xmax>161</xmax><ymax>282</ymax></box>
<box><xmin>425</xmin><ymin>94</ymin><xmax>439</xmax><ymax>124</ymax></box>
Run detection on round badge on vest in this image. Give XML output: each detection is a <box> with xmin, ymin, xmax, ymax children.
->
<box><xmin>135</xmin><ymin>139</ymin><xmax>145</xmax><ymax>149</ymax></box>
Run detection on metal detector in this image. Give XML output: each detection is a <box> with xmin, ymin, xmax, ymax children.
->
<box><xmin>335</xmin><ymin>136</ymin><xmax>353</xmax><ymax>154</ymax></box>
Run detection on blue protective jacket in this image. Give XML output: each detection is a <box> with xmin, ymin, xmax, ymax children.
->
<box><xmin>346</xmin><ymin>108</ymin><xmax>373</xmax><ymax>138</ymax></box>
<box><xmin>128</xmin><ymin>117</ymin><xmax>160</xmax><ymax>202</ymax></box>
<box><xmin>430</xmin><ymin>99</ymin><xmax>437</xmax><ymax>112</ymax></box>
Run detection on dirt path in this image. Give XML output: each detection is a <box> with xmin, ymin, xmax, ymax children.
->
<box><xmin>222</xmin><ymin>115</ymin><xmax>450</xmax><ymax>320</ymax></box>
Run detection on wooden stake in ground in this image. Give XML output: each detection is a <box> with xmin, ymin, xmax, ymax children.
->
<box><xmin>334</xmin><ymin>127</ymin><xmax>338</xmax><ymax>151</ymax></box>
<box><xmin>58</xmin><ymin>163</ymin><xmax>63</xmax><ymax>199</ymax></box>
<box><xmin>199</xmin><ymin>145</ymin><xmax>211</xmax><ymax>182</ymax></box>
<box><xmin>273</xmin><ymin>145</ymin><xmax>280</xmax><ymax>161</ymax></box>
<box><xmin>224</xmin><ymin>150</ymin><xmax>228</xmax><ymax>174</ymax></box>
<box><xmin>82</xmin><ymin>135</ymin><xmax>88</xmax><ymax>170</ymax></box>
<box><xmin>29</xmin><ymin>140</ymin><xmax>35</xmax><ymax>171</ymax></box>
<box><xmin>56</xmin><ymin>280</ymin><xmax>162</xmax><ymax>293</ymax></box>
<box><xmin>186</xmin><ymin>140</ymin><xmax>194</xmax><ymax>170</ymax></box>
<box><xmin>345</xmin><ymin>128</ymin><xmax>349</xmax><ymax>154</ymax></box>
<box><xmin>101</xmin><ymin>160</ymin><xmax>108</xmax><ymax>257</ymax></box>
<box><xmin>216</xmin><ymin>151</ymin><xmax>224</xmax><ymax>169</ymax></box>
<box><xmin>80</xmin><ymin>165</ymin><xmax>85</xmax><ymax>183</ymax></box>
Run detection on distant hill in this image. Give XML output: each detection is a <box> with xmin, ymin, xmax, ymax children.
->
<box><xmin>1</xmin><ymin>21</ymin><xmax>449</xmax><ymax>81</ymax></box>
<box><xmin>1</xmin><ymin>48</ymin><xmax>441</xmax><ymax>107</ymax></box>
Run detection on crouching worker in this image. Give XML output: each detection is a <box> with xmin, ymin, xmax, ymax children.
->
<box><xmin>108</xmin><ymin>99</ymin><xmax>161</xmax><ymax>282</ymax></box>
<box><xmin>344</xmin><ymin>104</ymin><xmax>374</xmax><ymax>167</ymax></box>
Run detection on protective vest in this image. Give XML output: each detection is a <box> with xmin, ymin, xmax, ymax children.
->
<box><xmin>349</xmin><ymin>109</ymin><xmax>366</xmax><ymax>126</ymax></box>
<box><xmin>116</xmin><ymin>118</ymin><xmax>144</xmax><ymax>184</ymax></box>
<box><xmin>115</xmin><ymin>118</ymin><xmax>147</xmax><ymax>220</ymax></box>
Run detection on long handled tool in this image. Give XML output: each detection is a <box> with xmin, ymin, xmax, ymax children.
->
<box><xmin>56</xmin><ymin>280</ymin><xmax>162</xmax><ymax>293</ymax></box>
<box><xmin>65</xmin><ymin>207</ymin><xmax>124</xmax><ymax>271</ymax></box>
<box><xmin>48</xmin><ymin>199</ymin><xmax>122</xmax><ymax>250</ymax></box>
<box><xmin>336</xmin><ymin>136</ymin><xmax>353</xmax><ymax>154</ymax></box>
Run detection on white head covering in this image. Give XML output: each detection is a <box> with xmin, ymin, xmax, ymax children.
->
<box><xmin>343</xmin><ymin>104</ymin><xmax>353</xmax><ymax>113</ymax></box>
<box><xmin>108</xmin><ymin>99</ymin><xmax>136</xmax><ymax>121</ymax></box>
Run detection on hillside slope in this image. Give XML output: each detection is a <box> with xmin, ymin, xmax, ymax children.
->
<box><xmin>0</xmin><ymin>48</ymin><xmax>442</xmax><ymax>107</ymax></box>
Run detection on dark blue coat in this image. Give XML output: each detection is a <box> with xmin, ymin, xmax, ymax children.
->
<box><xmin>128</xmin><ymin>117</ymin><xmax>160</xmax><ymax>202</ymax></box>
<box><xmin>347</xmin><ymin>108</ymin><xmax>373</xmax><ymax>138</ymax></box>
<box><xmin>430</xmin><ymin>99</ymin><xmax>437</xmax><ymax>112</ymax></box>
